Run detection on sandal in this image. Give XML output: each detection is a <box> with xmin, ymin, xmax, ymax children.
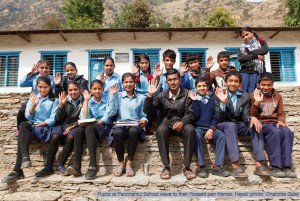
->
<box><xmin>125</xmin><ymin>166</ymin><xmax>135</xmax><ymax>177</ymax></box>
<box><xmin>231</xmin><ymin>166</ymin><xmax>248</xmax><ymax>178</ymax></box>
<box><xmin>182</xmin><ymin>167</ymin><xmax>196</xmax><ymax>180</ymax></box>
<box><xmin>160</xmin><ymin>167</ymin><xmax>171</xmax><ymax>179</ymax></box>
<box><xmin>113</xmin><ymin>166</ymin><xmax>125</xmax><ymax>177</ymax></box>
<box><xmin>254</xmin><ymin>165</ymin><xmax>270</xmax><ymax>176</ymax></box>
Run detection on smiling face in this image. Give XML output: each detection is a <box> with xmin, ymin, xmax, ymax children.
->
<box><xmin>225</xmin><ymin>75</ymin><xmax>241</xmax><ymax>94</ymax></box>
<box><xmin>122</xmin><ymin>75</ymin><xmax>135</xmax><ymax>94</ymax></box>
<box><xmin>163</xmin><ymin>56</ymin><xmax>176</xmax><ymax>71</ymax></box>
<box><xmin>39</xmin><ymin>62</ymin><xmax>50</xmax><ymax>76</ymax></box>
<box><xmin>37</xmin><ymin>81</ymin><xmax>51</xmax><ymax>98</ymax></box>
<box><xmin>65</xmin><ymin>64</ymin><xmax>77</xmax><ymax>80</ymax></box>
<box><xmin>196</xmin><ymin>81</ymin><xmax>208</xmax><ymax>96</ymax></box>
<box><xmin>218</xmin><ymin>56</ymin><xmax>230</xmax><ymax>70</ymax></box>
<box><xmin>104</xmin><ymin>59</ymin><xmax>115</xmax><ymax>76</ymax></box>
<box><xmin>90</xmin><ymin>82</ymin><xmax>104</xmax><ymax>99</ymax></box>
<box><xmin>259</xmin><ymin>80</ymin><xmax>273</xmax><ymax>95</ymax></box>
<box><xmin>67</xmin><ymin>83</ymin><xmax>80</xmax><ymax>101</ymax></box>
<box><xmin>166</xmin><ymin>73</ymin><xmax>180</xmax><ymax>91</ymax></box>
<box><xmin>241</xmin><ymin>30</ymin><xmax>254</xmax><ymax>43</ymax></box>
<box><xmin>187</xmin><ymin>59</ymin><xmax>200</xmax><ymax>71</ymax></box>
<box><xmin>138</xmin><ymin>58</ymin><xmax>150</xmax><ymax>73</ymax></box>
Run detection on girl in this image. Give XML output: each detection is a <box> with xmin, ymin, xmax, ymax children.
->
<box><xmin>54</xmin><ymin>62</ymin><xmax>89</xmax><ymax>97</ymax></box>
<box><xmin>2</xmin><ymin>76</ymin><xmax>58</xmax><ymax>183</ymax></box>
<box><xmin>66</xmin><ymin>80</ymin><xmax>114</xmax><ymax>180</ymax></box>
<box><xmin>96</xmin><ymin>57</ymin><xmax>122</xmax><ymax>96</ymax></box>
<box><xmin>237</xmin><ymin>26</ymin><xmax>269</xmax><ymax>93</ymax></box>
<box><xmin>109</xmin><ymin>73</ymin><xmax>148</xmax><ymax>177</ymax></box>
<box><xmin>35</xmin><ymin>81</ymin><xmax>84</xmax><ymax>177</ymax></box>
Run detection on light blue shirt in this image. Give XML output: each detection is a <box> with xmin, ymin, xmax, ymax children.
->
<box><xmin>197</xmin><ymin>94</ymin><xmax>210</xmax><ymax>104</ymax></box>
<box><xmin>67</xmin><ymin>95</ymin><xmax>82</xmax><ymax>108</ymax></box>
<box><xmin>111</xmin><ymin>91</ymin><xmax>148</xmax><ymax>122</ymax></box>
<box><xmin>19</xmin><ymin>74</ymin><xmax>55</xmax><ymax>94</ymax></box>
<box><xmin>220</xmin><ymin>90</ymin><xmax>242</xmax><ymax>112</ymax></box>
<box><xmin>136</xmin><ymin>71</ymin><xmax>153</xmax><ymax>95</ymax></box>
<box><xmin>157</xmin><ymin>67</ymin><xmax>169</xmax><ymax>92</ymax></box>
<box><xmin>181</xmin><ymin>72</ymin><xmax>196</xmax><ymax>92</ymax></box>
<box><xmin>79</xmin><ymin>95</ymin><xmax>114</xmax><ymax>124</ymax></box>
<box><xmin>96</xmin><ymin>72</ymin><xmax>122</xmax><ymax>96</ymax></box>
<box><xmin>25</xmin><ymin>94</ymin><xmax>58</xmax><ymax>127</ymax></box>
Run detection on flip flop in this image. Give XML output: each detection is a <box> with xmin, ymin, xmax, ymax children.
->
<box><xmin>160</xmin><ymin>167</ymin><xmax>171</xmax><ymax>179</ymax></box>
<box><xmin>182</xmin><ymin>167</ymin><xmax>196</xmax><ymax>180</ymax></box>
<box><xmin>113</xmin><ymin>166</ymin><xmax>125</xmax><ymax>177</ymax></box>
<box><xmin>125</xmin><ymin>166</ymin><xmax>135</xmax><ymax>177</ymax></box>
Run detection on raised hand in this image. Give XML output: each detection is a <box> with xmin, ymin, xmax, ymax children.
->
<box><xmin>155</xmin><ymin>63</ymin><xmax>162</xmax><ymax>78</ymax></box>
<box><xmin>54</xmin><ymin>72</ymin><xmax>61</xmax><ymax>85</ymax></box>
<box><xmin>58</xmin><ymin>91</ymin><xmax>67</xmax><ymax>108</ymax></box>
<box><xmin>188</xmin><ymin>90</ymin><xmax>197</xmax><ymax>101</ymax></box>
<box><xmin>30</xmin><ymin>92</ymin><xmax>39</xmax><ymax>106</ymax></box>
<box><xmin>253</xmin><ymin>88</ymin><xmax>263</xmax><ymax>105</ymax></box>
<box><xmin>180</xmin><ymin>62</ymin><xmax>188</xmax><ymax>76</ymax></box>
<box><xmin>109</xmin><ymin>83</ymin><xmax>118</xmax><ymax>95</ymax></box>
<box><xmin>147</xmin><ymin>79</ymin><xmax>159</xmax><ymax>97</ymax></box>
<box><xmin>206</xmin><ymin>56</ymin><xmax>214</xmax><ymax>70</ymax></box>
<box><xmin>215</xmin><ymin>87</ymin><xmax>228</xmax><ymax>104</ymax></box>
<box><xmin>31</xmin><ymin>62</ymin><xmax>40</xmax><ymax>74</ymax></box>
<box><xmin>82</xmin><ymin>90</ymin><xmax>91</xmax><ymax>101</ymax></box>
<box><xmin>99</xmin><ymin>71</ymin><xmax>106</xmax><ymax>83</ymax></box>
<box><xmin>131</xmin><ymin>64</ymin><xmax>139</xmax><ymax>75</ymax></box>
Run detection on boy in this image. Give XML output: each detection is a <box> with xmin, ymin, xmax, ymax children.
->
<box><xmin>189</xmin><ymin>77</ymin><xmax>230</xmax><ymax>178</ymax></box>
<box><xmin>204</xmin><ymin>51</ymin><xmax>235</xmax><ymax>89</ymax></box>
<box><xmin>215</xmin><ymin>71</ymin><xmax>269</xmax><ymax>178</ymax></box>
<box><xmin>250</xmin><ymin>72</ymin><xmax>296</xmax><ymax>178</ymax></box>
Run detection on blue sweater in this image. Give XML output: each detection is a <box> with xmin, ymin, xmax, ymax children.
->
<box><xmin>191</xmin><ymin>94</ymin><xmax>217</xmax><ymax>128</ymax></box>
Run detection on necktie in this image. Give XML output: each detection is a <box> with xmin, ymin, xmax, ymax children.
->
<box><xmin>201</xmin><ymin>97</ymin><xmax>206</xmax><ymax>104</ymax></box>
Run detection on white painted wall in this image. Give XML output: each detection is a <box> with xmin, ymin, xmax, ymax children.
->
<box><xmin>0</xmin><ymin>30</ymin><xmax>299</xmax><ymax>93</ymax></box>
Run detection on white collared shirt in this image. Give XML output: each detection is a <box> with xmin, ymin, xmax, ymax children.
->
<box><xmin>169</xmin><ymin>88</ymin><xmax>180</xmax><ymax>101</ymax></box>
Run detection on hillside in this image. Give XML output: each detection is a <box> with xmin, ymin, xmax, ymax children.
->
<box><xmin>0</xmin><ymin>0</ymin><xmax>286</xmax><ymax>30</ymax></box>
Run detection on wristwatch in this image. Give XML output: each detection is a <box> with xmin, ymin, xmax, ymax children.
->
<box><xmin>209</xmin><ymin>126</ymin><xmax>216</xmax><ymax>131</ymax></box>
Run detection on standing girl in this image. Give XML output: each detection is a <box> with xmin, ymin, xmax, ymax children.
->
<box><xmin>109</xmin><ymin>73</ymin><xmax>148</xmax><ymax>177</ymax></box>
<box><xmin>35</xmin><ymin>81</ymin><xmax>84</xmax><ymax>177</ymax></box>
<box><xmin>2</xmin><ymin>76</ymin><xmax>58</xmax><ymax>183</ymax></box>
<box><xmin>66</xmin><ymin>80</ymin><xmax>114</xmax><ymax>180</ymax></box>
<box><xmin>237</xmin><ymin>26</ymin><xmax>269</xmax><ymax>93</ymax></box>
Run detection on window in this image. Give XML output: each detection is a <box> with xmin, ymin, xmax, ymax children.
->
<box><xmin>0</xmin><ymin>52</ymin><xmax>20</xmax><ymax>87</ymax></box>
<box><xmin>178</xmin><ymin>48</ymin><xmax>208</xmax><ymax>71</ymax></box>
<box><xmin>88</xmin><ymin>49</ymin><xmax>113</xmax><ymax>81</ymax></box>
<box><xmin>269</xmin><ymin>48</ymin><xmax>296</xmax><ymax>82</ymax></box>
<box><xmin>131</xmin><ymin>48</ymin><xmax>161</xmax><ymax>72</ymax></box>
<box><xmin>40</xmin><ymin>51</ymin><xmax>68</xmax><ymax>76</ymax></box>
<box><xmin>224</xmin><ymin>47</ymin><xmax>240</xmax><ymax>70</ymax></box>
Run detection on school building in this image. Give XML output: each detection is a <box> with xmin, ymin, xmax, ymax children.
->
<box><xmin>0</xmin><ymin>27</ymin><xmax>299</xmax><ymax>92</ymax></box>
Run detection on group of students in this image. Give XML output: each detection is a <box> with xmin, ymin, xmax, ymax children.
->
<box><xmin>1</xmin><ymin>26</ymin><xmax>296</xmax><ymax>183</ymax></box>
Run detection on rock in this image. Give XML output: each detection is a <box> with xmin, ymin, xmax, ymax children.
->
<box><xmin>3</xmin><ymin>191</ymin><xmax>61</xmax><ymax>201</ymax></box>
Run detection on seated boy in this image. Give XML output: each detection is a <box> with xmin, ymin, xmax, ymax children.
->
<box><xmin>215</xmin><ymin>71</ymin><xmax>269</xmax><ymax>178</ymax></box>
<box><xmin>189</xmin><ymin>77</ymin><xmax>230</xmax><ymax>178</ymax></box>
<box><xmin>250</xmin><ymin>72</ymin><xmax>297</xmax><ymax>178</ymax></box>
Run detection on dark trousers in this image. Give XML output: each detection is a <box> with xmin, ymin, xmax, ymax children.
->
<box><xmin>195</xmin><ymin>127</ymin><xmax>225</xmax><ymax>166</ymax></box>
<box><xmin>16</xmin><ymin>101</ymin><xmax>28</xmax><ymax>130</ymax></box>
<box><xmin>263</xmin><ymin>123</ymin><xmax>294</xmax><ymax>167</ymax></box>
<box><xmin>217</xmin><ymin>122</ymin><xmax>265</xmax><ymax>163</ymax></box>
<box><xmin>156</xmin><ymin>123</ymin><xmax>196</xmax><ymax>167</ymax></box>
<box><xmin>113</xmin><ymin>126</ymin><xmax>140</xmax><ymax>162</ymax></box>
<box><xmin>241</xmin><ymin>73</ymin><xmax>258</xmax><ymax>93</ymax></box>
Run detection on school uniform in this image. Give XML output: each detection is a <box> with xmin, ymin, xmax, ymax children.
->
<box><xmin>192</xmin><ymin>94</ymin><xmax>226</xmax><ymax>167</ymax></box>
<box><xmin>55</xmin><ymin>75</ymin><xmax>89</xmax><ymax>97</ymax></box>
<box><xmin>215</xmin><ymin>91</ymin><xmax>265</xmax><ymax>163</ymax></box>
<box><xmin>96</xmin><ymin>72</ymin><xmax>122</xmax><ymax>96</ymax></box>
<box><xmin>135</xmin><ymin>71</ymin><xmax>153</xmax><ymax>95</ymax></box>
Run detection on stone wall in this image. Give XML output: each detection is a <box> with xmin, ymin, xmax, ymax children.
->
<box><xmin>0</xmin><ymin>88</ymin><xmax>299</xmax><ymax>200</ymax></box>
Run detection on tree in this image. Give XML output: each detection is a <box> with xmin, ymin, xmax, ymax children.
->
<box><xmin>283</xmin><ymin>0</ymin><xmax>300</xmax><ymax>26</ymax></box>
<box><xmin>63</xmin><ymin>0</ymin><xmax>104</xmax><ymax>29</ymax></box>
<box><xmin>43</xmin><ymin>14</ymin><xmax>61</xmax><ymax>30</ymax></box>
<box><xmin>110</xmin><ymin>0</ymin><xmax>170</xmax><ymax>28</ymax></box>
<box><xmin>207</xmin><ymin>7</ymin><xmax>237</xmax><ymax>27</ymax></box>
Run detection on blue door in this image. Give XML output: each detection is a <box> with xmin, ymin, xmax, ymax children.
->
<box><xmin>90</xmin><ymin>59</ymin><xmax>104</xmax><ymax>81</ymax></box>
<box><xmin>88</xmin><ymin>50</ymin><xmax>113</xmax><ymax>82</ymax></box>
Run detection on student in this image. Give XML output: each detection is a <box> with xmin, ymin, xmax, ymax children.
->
<box><xmin>189</xmin><ymin>77</ymin><xmax>230</xmax><ymax>178</ymax></box>
<box><xmin>2</xmin><ymin>76</ymin><xmax>58</xmax><ymax>183</ymax></box>
<box><xmin>109</xmin><ymin>73</ymin><xmax>148</xmax><ymax>177</ymax></box>
<box><xmin>96</xmin><ymin>57</ymin><xmax>122</xmax><ymax>96</ymax></box>
<box><xmin>204</xmin><ymin>51</ymin><xmax>235</xmax><ymax>89</ymax></box>
<box><xmin>54</xmin><ymin>62</ymin><xmax>89</xmax><ymax>97</ymax></box>
<box><xmin>35</xmin><ymin>81</ymin><xmax>83</xmax><ymax>177</ymax></box>
<box><xmin>250</xmin><ymin>72</ymin><xmax>297</xmax><ymax>178</ymax></box>
<box><xmin>66</xmin><ymin>80</ymin><xmax>114</xmax><ymax>180</ymax></box>
<box><xmin>17</xmin><ymin>60</ymin><xmax>55</xmax><ymax>132</ymax></box>
<box><xmin>237</xmin><ymin>26</ymin><xmax>269</xmax><ymax>93</ymax></box>
<box><xmin>144</xmin><ymin>69</ymin><xmax>196</xmax><ymax>180</ymax></box>
<box><xmin>214</xmin><ymin>71</ymin><xmax>269</xmax><ymax>178</ymax></box>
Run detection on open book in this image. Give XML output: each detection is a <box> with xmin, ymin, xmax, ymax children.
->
<box><xmin>78</xmin><ymin>118</ymin><xmax>97</xmax><ymax>124</ymax></box>
<box><xmin>113</xmin><ymin>121</ymin><xmax>139</xmax><ymax>126</ymax></box>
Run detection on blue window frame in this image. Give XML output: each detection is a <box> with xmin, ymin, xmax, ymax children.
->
<box><xmin>269</xmin><ymin>47</ymin><xmax>296</xmax><ymax>82</ymax></box>
<box><xmin>178</xmin><ymin>48</ymin><xmax>208</xmax><ymax>71</ymax></box>
<box><xmin>224</xmin><ymin>47</ymin><xmax>240</xmax><ymax>70</ymax></box>
<box><xmin>40</xmin><ymin>51</ymin><xmax>68</xmax><ymax>76</ymax></box>
<box><xmin>88</xmin><ymin>49</ymin><xmax>113</xmax><ymax>81</ymax></box>
<box><xmin>131</xmin><ymin>48</ymin><xmax>161</xmax><ymax>72</ymax></box>
<box><xmin>0</xmin><ymin>52</ymin><xmax>20</xmax><ymax>87</ymax></box>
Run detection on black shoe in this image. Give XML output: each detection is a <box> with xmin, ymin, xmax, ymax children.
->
<box><xmin>35</xmin><ymin>166</ymin><xmax>54</xmax><ymax>177</ymax></box>
<box><xmin>21</xmin><ymin>157</ymin><xmax>31</xmax><ymax>168</ymax></box>
<box><xmin>2</xmin><ymin>169</ymin><xmax>25</xmax><ymax>183</ymax></box>
<box><xmin>57</xmin><ymin>165</ymin><xmax>68</xmax><ymax>176</ymax></box>
<box><xmin>197</xmin><ymin>166</ymin><xmax>208</xmax><ymax>178</ymax></box>
<box><xmin>66</xmin><ymin>165</ymin><xmax>82</xmax><ymax>176</ymax></box>
<box><xmin>284</xmin><ymin>167</ymin><xmax>297</xmax><ymax>178</ymax></box>
<box><xmin>85</xmin><ymin>167</ymin><xmax>98</xmax><ymax>180</ymax></box>
<box><xmin>270</xmin><ymin>166</ymin><xmax>286</xmax><ymax>178</ymax></box>
<box><xmin>212</xmin><ymin>166</ymin><xmax>230</xmax><ymax>177</ymax></box>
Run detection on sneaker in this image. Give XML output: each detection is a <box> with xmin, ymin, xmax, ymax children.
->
<box><xmin>21</xmin><ymin>157</ymin><xmax>31</xmax><ymax>168</ymax></box>
<box><xmin>35</xmin><ymin>166</ymin><xmax>54</xmax><ymax>177</ymax></box>
<box><xmin>284</xmin><ymin>168</ymin><xmax>297</xmax><ymax>178</ymax></box>
<box><xmin>2</xmin><ymin>169</ymin><xmax>25</xmax><ymax>183</ymax></box>
<box><xmin>254</xmin><ymin>165</ymin><xmax>270</xmax><ymax>177</ymax></box>
<box><xmin>66</xmin><ymin>165</ymin><xmax>82</xmax><ymax>176</ymax></box>
<box><xmin>212</xmin><ymin>166</ymin><xmax>230</xmax><ymax>177</ymax></box>
<box><xmin>269</xmin><ymin>167</ymin><xmax>286</xmax><ymax>178</ymax></box>
<box><xmin>85</xmin><ymin>166</ymin><xmax>98</xmax><ymax>180</ymax></box>
<box><xmin>57</xmin><ymin>165</ymin><xmax>68</xmax><ymax>176</ymax></box>
<box><xmin>197</xmin><ymin>166</ymin><xmax>208</xmax><ymax>178</ymax></box>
